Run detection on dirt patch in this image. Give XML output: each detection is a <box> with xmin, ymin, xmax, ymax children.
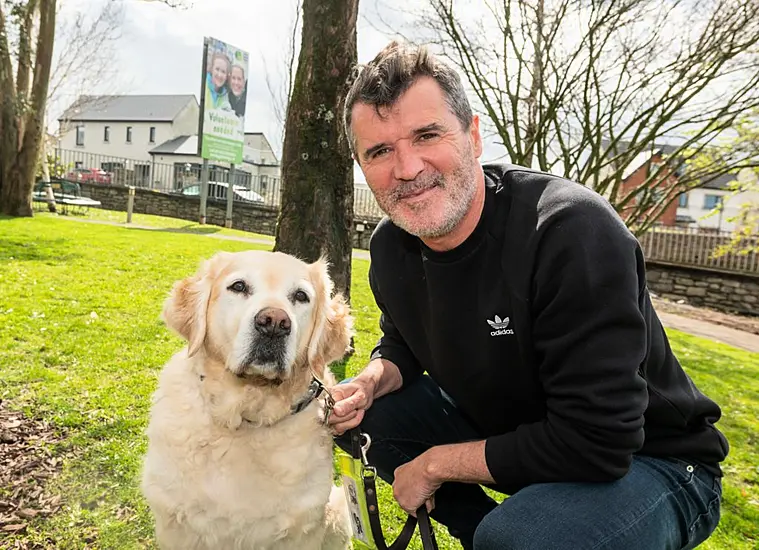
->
<box><xmin>652</xmin><ymin>296</ymin><xmax>759</xmax><ymax>336</ymax></box>
<box><xmin>0</xmin><ymin>400</ymin><xmax>69</xmax><ymax>546</ymax></box>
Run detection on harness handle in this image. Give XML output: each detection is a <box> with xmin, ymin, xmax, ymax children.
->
<box><xmin>349</xmin><ymin>428</ymin><xmax>439</xmax><ymax>550</ymax></box>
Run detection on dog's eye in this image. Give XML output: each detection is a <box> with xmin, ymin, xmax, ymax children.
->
<box><xmin>293</xmin><ymin>290</ymin><xmax>310</xmax><ymax>304</ymax></box>
<box><xmin>228</xmin><ymin>280</ymin><xmax>249</xmax><ymax>294</ymax></box>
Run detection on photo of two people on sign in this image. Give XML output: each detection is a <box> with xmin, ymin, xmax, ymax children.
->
<box><xmin>204</xmin><ymin>39</ymin><xmax>248</xmax><ymax>121</ymax></box>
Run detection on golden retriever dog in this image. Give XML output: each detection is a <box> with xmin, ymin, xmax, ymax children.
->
<box><xmin>141</xmin><ymin>250</ymin><xmax>353</xmax><ymax>550</ymax></box>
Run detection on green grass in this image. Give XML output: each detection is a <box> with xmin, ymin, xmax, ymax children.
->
<box><xmin>0</xmin><ymin>214</ymin><xmax>757</xmax><ymax>549</ymax></box>
<box><xmin>37</xmin><ymin>204</ymin><xmax>275</xmax><ymax>240</ymax></box>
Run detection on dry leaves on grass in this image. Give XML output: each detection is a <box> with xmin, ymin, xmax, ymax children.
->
<box><xmin>0</xmin><ymin>400</ymin><xmax>68</xmax><ymax>540</ymax></box>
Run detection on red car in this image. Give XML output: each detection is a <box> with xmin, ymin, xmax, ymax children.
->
<box><xmin>66</xmin><ymin>168</ymin><xmax>111</xmax><ymax>184</ymax></box>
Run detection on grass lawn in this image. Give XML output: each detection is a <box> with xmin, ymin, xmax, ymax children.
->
<box><xmin>44</xmin><ymin>205</ymin><xmax>276</xmax><ymax>241</ymax></box>
<box><xmin>0</xmin><ymin>213</ymin><xmax>757</xmax><ymax>549</ymax></box>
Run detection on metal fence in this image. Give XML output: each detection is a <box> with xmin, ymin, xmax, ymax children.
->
<box><xmin>54</xmin><ymin>148</ymin><xmax>385</xmax><ymax>220</ymax></box>
<box><xmin>638</xmin><ymin>225</ymin><xmax>759</xmax><ymax>275</ymax></box>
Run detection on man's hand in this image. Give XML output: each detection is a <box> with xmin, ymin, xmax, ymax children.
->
<box><xmin>329</xmin><ymin>377</ymin><xmax>377</xmax><ymax>435</ymax></box>
<box><xmin>392</xmin><ymin>452</ymin><xmax>441</xmax><ymax>516</ymax></box>
<box><xmin>393</xmin><ymin>442</ymin><xmax>494</xmax><ymax>515</ymax></box>
<box><xmin>329</xmin><ymin>359</ymin><xmax>403</xmax><ymax>435</ymax></box>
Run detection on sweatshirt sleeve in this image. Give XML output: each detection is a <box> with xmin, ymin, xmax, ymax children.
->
<box><xmin>484</xmin><ymin>196</ymin><xmax>649</xmax><ymax>489</ymax></box>
<box><xmin>368</xmin><ymin>263</ymin><xmax>423</xmax><ymax>388</ymax></box>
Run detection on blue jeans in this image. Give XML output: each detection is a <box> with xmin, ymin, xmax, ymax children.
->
<box><xmin>334</xmin><ymin>375</ymin><xmax>722</xmax><ymax>550</ymax></box>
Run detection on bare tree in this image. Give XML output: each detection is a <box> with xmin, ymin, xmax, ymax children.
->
<box><xmin>48</xmin><ymin>0</ymin><xmax>126</xmax><ymax>133</ymax></box>
<box><xmin>263</xmin><ymin>0</ymin><xmax>302</xmax><ymax>134</ymax></box>
<box><xmin>0</xmin><ymin>0</ymin><xmax>57</xmax><ymax>217</ymax></box>
<box><xmin>273</xmin><ymin>0</ymin><xmax>359</xmax><ymax>299</ymax></box>
<box><xmin>376</xmin><ymin>0</ymin><xmax>759</xmax><ymax>233</ymax></box>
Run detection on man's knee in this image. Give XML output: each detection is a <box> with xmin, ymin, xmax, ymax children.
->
<box><xmin>473</xmin><ymin>506</ymin><xmax>521</xmax><ymax>550</ymax></box>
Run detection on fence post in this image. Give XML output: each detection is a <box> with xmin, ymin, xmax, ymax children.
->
<box><xmin>225</xmin><ymin>164</ymin><xmax>236</xmax><ymax>229</ymax></box>
<box><xmin>199</xmin><ymin>158</ymin><xmax>209</xmax><ymax>225</ymax></box>
<box><xmin>126</xmin><ymin>186</ymin><xmax>135</xmax><ymax>223</ymax></box>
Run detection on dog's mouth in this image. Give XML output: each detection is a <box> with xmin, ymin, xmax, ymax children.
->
<box><xmin>232</xmin><ymin>336</ymin><xmax>290</xmax><ymax>382</ymax></box>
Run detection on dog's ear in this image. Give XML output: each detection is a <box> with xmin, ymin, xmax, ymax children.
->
<box><xmin>161</xmin><ymin>257</ymin><xmax>218</xmax><ymax>357</ymax></box>
<box><xmin>307</xmin><ymin>258</ymin><xmax>354</xmax><ymax>372</ymax></box>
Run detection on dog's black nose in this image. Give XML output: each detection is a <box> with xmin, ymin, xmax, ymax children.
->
<box><xmin>254</xmin><ymin>307</ymin><xmax>291</xmax><ymax>337</ymax></box>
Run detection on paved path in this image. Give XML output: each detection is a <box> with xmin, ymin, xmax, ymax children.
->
<box><xmin>58</xmin><ymin>216</ymin><xmax>757</xmax><ymax>352</ymax></box>
<box><xmin>658</xmin><ymin>312</ymin><xmax>759</xmax><ymax>353</ymax></box>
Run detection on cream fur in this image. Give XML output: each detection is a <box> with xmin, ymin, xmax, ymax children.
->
<box><xmin>141</xmin><ymin>251</ymin><xmax>353</xmax><ymax>550</ymax></box>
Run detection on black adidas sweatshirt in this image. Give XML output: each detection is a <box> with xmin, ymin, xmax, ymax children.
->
<box><xmin>367</xmin><ymin>164</ymin><xmax>729</xmax><ymax>494</ymax></box>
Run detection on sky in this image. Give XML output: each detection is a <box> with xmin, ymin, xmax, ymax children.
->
<box><xmin>50</xmin><ymin>0</ymin><xmax>510</xmax><ymax>183</ymax></box>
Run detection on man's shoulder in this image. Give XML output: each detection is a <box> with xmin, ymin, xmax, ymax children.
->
<box><xmin>484</xmin><ymin>163</ymin><xmax>622</xmax><ymax>229</ymax></box>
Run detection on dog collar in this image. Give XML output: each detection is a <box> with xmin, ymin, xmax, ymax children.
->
<box><xmin>198</xmin><ymin>373</ymin><xmax>335</xmax><ymax>424</ymax></box>
<box><xmin>291</xmin><ymin>376</ymin><xmax>336</xmax><ymax>423</ymax></box>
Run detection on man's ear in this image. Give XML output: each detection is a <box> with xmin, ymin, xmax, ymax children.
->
<box><xmin>161</xmin><ymin>260</ymin><xmax>215</xmax><ymax>357</ymax></box>
<box><xmin>307</xmin><ymin>258</ymin><xmax>354</xmax><ymax>372</ymax></box>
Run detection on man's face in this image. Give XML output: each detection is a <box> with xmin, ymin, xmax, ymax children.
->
<box><xmin>230</xmin><ymin>67</ymin><xmax>245</xmax><ymax>97</ymax></box>
<box><xmin>351</xmin><ymin>77</ymin><xmax>483</xmax><ymax>238</ymax></box>
<box><xmin>212</xmin><ymin>58</ymin><xmax>228</xmax><ymax>89</ymax></box>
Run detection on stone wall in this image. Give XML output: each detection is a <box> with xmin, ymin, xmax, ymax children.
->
<box><xmin>80</xmin><ymin>183</ymin><xmax>380</xmax><ymax>250</ymax></box>
<box><xmin>646</xmin><ymin>262</ymin><xmax>759</xmax><ymax>316</ymax></box>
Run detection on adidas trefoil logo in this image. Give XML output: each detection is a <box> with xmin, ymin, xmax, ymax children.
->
<box><xmin>487</xmin><ymin>315</ymin><xmax>514</xmax><ymax>336</ymax></box>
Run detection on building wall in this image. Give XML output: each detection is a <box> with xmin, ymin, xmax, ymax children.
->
<box><xmin>244</xmin><ymin>134</ymin><xmax>279</xmax><ymax>165</ymax></box>
<box><xmin>677</xmin><ymin>187</ymin><xmax>759</xmax><ymax>232</ymax></box>
<box><xmin>173</xmin><ymin>101</ymin><xmax>200</xmax><ymax>136</ymax></box>
<box><xmin>59</xmin><ymin>121</ymin><xmax>175</xmax><ymax>162</ymax></box>
<box><xmin>619</xmin><ymin>155</ymin><xmax>678</xmax><ymax>226</ymax></box>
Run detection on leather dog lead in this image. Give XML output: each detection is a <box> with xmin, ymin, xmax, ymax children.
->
<box><xmin>349</xmin><ymin>428</ymin><xmax>439</xmax><ymax>550</ymax></box>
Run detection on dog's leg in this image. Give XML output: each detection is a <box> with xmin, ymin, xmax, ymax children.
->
<box><xmin>321</xmin><ymin>485</ymin><xmax>352</xmax><ymax>549</ymax></box>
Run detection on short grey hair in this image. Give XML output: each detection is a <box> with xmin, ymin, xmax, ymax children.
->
<box><xmin>343</xmin><ymin>40</ymin><xmax>473</xmax><ymax>158</ymax></box>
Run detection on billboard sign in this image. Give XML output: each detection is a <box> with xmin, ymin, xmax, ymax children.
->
<box><xmin>198</xmin><ymin>36</ymin><xmax>249</xmax><ymax>164</ymax></box>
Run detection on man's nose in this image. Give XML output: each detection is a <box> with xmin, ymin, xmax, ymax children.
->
<box><xmin>392</xmin><ymin>143</ymin><xmax>424</xmax><ymax>182</ymax></box>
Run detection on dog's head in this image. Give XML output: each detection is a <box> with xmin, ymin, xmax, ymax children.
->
<box><xmin>162</xmin><ymin>250</ymin><xmax>353</xmax><ymax>383</ymax></box>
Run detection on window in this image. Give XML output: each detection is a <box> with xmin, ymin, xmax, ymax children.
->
<box><xmin>76</xmin><ymin>126</ymin><xmax>85</xmax><ymax>146</ymax></box>
<box><xmin>703</xmin><ymin>194</ymin><xmax>722</xmax><ymax>210</ymax></box>
<box><xmin>126</xmin><ymin>126</ymin><xmax>133</xmax><ymax>143</ymax></box>
<box><xmin>149</xmin><ymin>126</ymin><xmax>156</xmax><ymax>143</ymax></box>
<box><xmin>104</xmin><ymin>126</ymin><xmax>110</xmax><ymax>142</ymax></box>
<box><xmin>678</xmin><ymin>194</ymin><xmax>688</xmax><ymax>208</ymax></box>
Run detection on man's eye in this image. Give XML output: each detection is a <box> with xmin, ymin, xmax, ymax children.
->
<box><xmin>371</xmin><ymin>147</ymin><xmax>390</xmax><ymax>159</ymax></box>
<box><xmin>293</xmin><ymin>290</ymin><xmax>310</xmax><ymax>303</ymax></box>
<box><xmin>228</xmin><ymin>280</ymin><xmax>249</xmax><ymax>294</ymax></box>
<box><xmin>418</xmin><ymin>132</ymin><xmax>438</xmax><ymax>141</ymax></box>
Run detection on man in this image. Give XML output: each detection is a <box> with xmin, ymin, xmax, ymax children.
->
<box><xmin>330</xmin><ymin>40</ymin><xmax>728</xmax><ymax>550</ymax></box>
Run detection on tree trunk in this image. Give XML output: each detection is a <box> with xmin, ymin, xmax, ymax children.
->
<box><xmin>273</xmin><ymin>0</ymin><xmax>358</xmax><ymax>301</ymax></box>
<box><xmin>0</xmin><ymin>0</ymin><xmax>56</xmax><ymax>217</ymax></box>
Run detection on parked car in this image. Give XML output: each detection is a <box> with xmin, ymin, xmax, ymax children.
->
<box><xmin>66</xmin><ymin>167</ymin><xmax>111</xmax><ymax>184</ymax></box>
<box><xmin>175</xmin><ymin>181</ymin><xmax>265</xmax><ymax>204</ymax></box>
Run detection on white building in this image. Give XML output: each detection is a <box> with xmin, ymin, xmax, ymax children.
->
<box><xmin>676</xmin><ymin>173</ymin><xmax>759</xmax><ymax>232</ymax></box>
<box><xmin>58</xmin><ymin>95</ymin><xmax>199</xmax><ymax>162</ymax></box>
<box><xmin>56</xmin><ymin>95</ymin><xmax>281</xmax><ymax>193</ymax></box>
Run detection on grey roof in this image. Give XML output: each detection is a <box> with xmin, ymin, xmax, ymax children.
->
<box><xmin>150</xmin><ymin>134</ymin><xmax>277</xmax><ymax>167</ymax></box>
<box><xmin>150</xmin><ymin>135</ymin><xmax>198</xmax><ymax>155</ymax></box>
<box><xmin>699</xmin><ymin>172</ymin><xmax>737</xmax><ymax>190</ymax></box>
<box><xmin>58</xmin><ymin>95</ymin><xmax>197</xmax><ymax>122</ymax></box>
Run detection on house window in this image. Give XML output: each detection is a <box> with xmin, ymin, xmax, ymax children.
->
<box><xmin>76</xmin><ymin>126</ymin><xmax>85</xmax><ymax>146</ymax></box>
<box><xmin>149</xmin><ymin>126</ymin><xmax>156</xmax><ymax>143</ymax></box>
<box><xmin>678</xmin><ymin>194</ymin><xmax>688</xmax><ymax>208</ymax></box>
<box><xmin>104</xmin><ymin>126</ymin><xmax>110</xmax><ymax>142</ymax></box>
<box><xmin>703</xmin><ymin>194</ymin><xmax>722</xmax><ymax>210</ymax></box>
<box><xmin>126</xmin><ymin>126</ymin><xmax>133</xmax><ymax>143</ymax></box>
